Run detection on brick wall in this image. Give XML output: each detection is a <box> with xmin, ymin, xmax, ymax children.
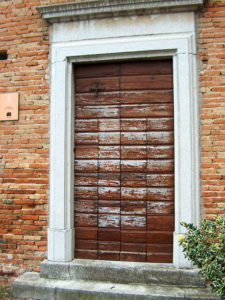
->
<box><xmin>199</xmin><ymin>0</ymin><xmax>225</xmax><ymax>219</ymax></box>
<box><xmin>0</xmin><ymin>0</ymin><xmax>72</xmax><ymax>284</ymax></box>
<box><xmin>0</xmin><ymin>0</ymin><xmax>224</xmax><ymax>285</ymax></box>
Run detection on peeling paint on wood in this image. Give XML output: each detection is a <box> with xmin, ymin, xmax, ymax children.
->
<box><xmin>99</xmin><ymin>160</ymin><xmax>120</xmax><ymax>172</ymax></box>
<box><xmin>121</xmin><ymin>187</ymin><xmax>146</xmax><ymax>200</ymax></box>
<box><xmin>98</xmin><ymin>174</ymin><xmax>120</xmax><ymax>186</ymax></box>
<box><xmin>147</xmin><ymin>145</ymin><xmax>174</xmax><ymax>159</ymax></box>
<box><xmin>121</xmin><ymin>146</ymin><xmax>146</xmax><ymax>159</ymax></box>
<box><xmin>121</xmin><ymin>132</ymin><xmax>146</xmax><ymax>145</ymax></box>
<box><xmin>121</xmin><ymin>104</ymin><xmax>173</xmax><ymax>118</ymax></box>
<box><xmin>121</xmin><ymin>118</ymin><xmax>147</xmax><ymax>131</ymax></box>
<box><xmin>75</xmin><ymin>133</ymin><xmax>98</xmax><ymax>144</ymax></box>
<box><xmin>98</xmin><ymin>187</ymin><xmax>120</xmax><ymax>200</ymax></box>
<box><xmin>74</xmin><ymin>60</ymin><xmax>174</xmax><ymax>263</ymax></box>
<box><xmin>121</xmin><ymin>173</ymin><xmax>146</xmax><ymax>187</ymax></box>
<box><xmin>99</xmin><ymin>146</ymin><xmax>120</xmax><ymax>159</ymax></box>
<box><xmin>147</xmin><ymin>201</ymin><xmax>174</xmax><ymax>215</ymax></box>
<box><xmin>76</xmin><ymin>105</ymin><xmax>120</xmax><ymax>119</ymax></box>
<box><xmin>98</xmin><ymin>214</ymin><xmax>120</xmax><ymax>228</ymax></box>
<box><xmin>121</xmin><ymin>160</ymin><xmax>146</xmax><ymax>172</ymax></box>
<box><xmin>75</xmin><ymin>173</ymin><xmax>98</xmax><ymax>186</ymax></box>
<box><xmin>121</xmin><ymin>215</ymin><xmax>146</xmax><ymax>229</ymax></box>
<box><xmin>99</xmin><ymin>132</ymin><xmax>120</xmax><ymax>145</ymax></box>
<box><xmin>75</xmin><ymin>160</ymin><xmax>98</xmax><ymax>172</ymax></box>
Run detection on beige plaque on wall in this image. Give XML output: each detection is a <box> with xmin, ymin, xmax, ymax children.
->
<box><xmin>0</xmin><ymin>93</ymin><xmax>19</xmax><ymax>121</ymax></box>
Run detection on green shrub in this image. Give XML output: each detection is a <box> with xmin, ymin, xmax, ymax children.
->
<box><xmin>0</xmin><ymin>285</ymin><xmax>10</xmax><ymax>300</ymax></box>
<box><xmin>179</xmin><ymin>215</ymin><xmax>225</xmax><ymax>299</ymax></box>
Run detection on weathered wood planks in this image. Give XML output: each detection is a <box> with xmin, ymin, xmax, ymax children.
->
<box><xmin>74</xmin><ymin>60</ymin><xmax>174</xmax><ymax>262</ymax></box>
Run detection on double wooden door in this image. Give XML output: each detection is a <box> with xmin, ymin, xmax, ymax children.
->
<box><xmin>74</xmin><ymin>60</ymin><xmax>174</xmax><ymax>262</ymax></box>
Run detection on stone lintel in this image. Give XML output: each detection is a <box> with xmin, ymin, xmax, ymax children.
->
<box><xmin>37</xmin><ymin>0</ymin><xmax>204</xmax><ymax>23</ymax></box>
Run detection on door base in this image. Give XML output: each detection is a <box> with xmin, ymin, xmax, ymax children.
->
<box><xmin>11</xmin><ymin>259</ymin><xmax>217</xmax><ymax>300</ymax></box>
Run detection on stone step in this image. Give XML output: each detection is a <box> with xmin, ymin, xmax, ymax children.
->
<box><xmin>40</xmin><ymin>259</ymin><xmax>205</xmax><ymax>287</ymax></box>
<box><xmin>11</xmin><ymin>272</ymin><xmax>218</xmax><ymax>300</ymax></box>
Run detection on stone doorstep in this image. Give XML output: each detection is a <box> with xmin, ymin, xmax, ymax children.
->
<box><xmin>11</xmin><ymin>272</ymin><xmax>218</xmax><ymax>300</ymax></box>
<box><xmin>40</xmin><ymin>259</ymin><xmax>205</xmax><ymax>287</ymax></box>
<box><xmin>11</xmin><ymin>260</ymin><xmax>219</xmax><ymax>300</ymax></box>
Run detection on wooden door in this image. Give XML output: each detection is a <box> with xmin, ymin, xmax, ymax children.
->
<box><xmin>74</xmin><ymin>60</ymin><xmax>174</xmax><ymax>262</ymax></box>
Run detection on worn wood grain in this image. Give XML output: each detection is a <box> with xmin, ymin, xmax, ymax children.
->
<box><xmin>120</xmin><ymin>90</ymin><xmax>173</xmax><ymax>104</ymax></box>
<box><xmin>75</xmin><ymin>227</ymin><xmax>97</xmax><ymax>240</ymax></box>
<box><xmin>121</xmin><ymin>132</ymin><xmax>146</xmax><ymax>145</ymax></box>
<box><xmin>121</xmin><ymin>160</ymin><xmax>146</xmax><ymax>172</ymax></box>
<box><xmin>121</xmin><ymin>146</ymin><xmax>146</xmax><ymax>159</ymax></box>
<box><xmin>121</xmin><ymin>187</ymin><xmax>146</xmax><ymax>200</ymax></box>
<box><xmin>98</xmin><ymin>228</ymin><xmax>120</xmax><ymax>241</ymax></box>
<box><xmin>147</xmin><ymin>215</ymin><xmax>174</xmax><ymax>231</ymax></box>
<box><xmin>98</xmin><ymin>251</ymin><xmax>120</xmax><ymax>261</ymax></box>
<box><xmin>98</xmin><ymin>241</ymin><xmax>120</xmax><ymax>251</ymax></box>
<box><xmin>76</xmin><ymin>77</ymin><xmax>119</xmax><ymax>93</ymax></box>
<box><xmin>99</xmin><ymin>132</ymin><xmax>120</xmax><ymax>145</ymax></box>
<box><xmin>75</xmin><ymin>173</ymin><xmax>98</xmax><ymax>186</ymax></box>
<box><xmin>121</xmin><ymin>104</ymin><xmax>173</xmax><ymax>118</ymax></box>
<box><xmin>75</xmin><ymin>133</ymin><xmax>98</xmax><ymax>145</ymax></box>
<box><xmin>75</xmin><ymin>119</ymin><xmax>99</xmax><ymax>132</ymax></box>
<box><xmin>147</xmin><ymin>187</ymin><xmax>174</xmax><ymax>201</ymax></box>
<box><xmin>121</xmin><ymin>242</ymin><xmax>146</xmax><ymax>252</ymax></box>
<box><xmin>121</xmin><ymin>119</ymin><xmax>147</xmax><ymax>131</ymax></box>
<box><xmin>147</xmin><ymin>145</ymin><xmax>174</xmax><ymax>159</ymax></box>
<box><xmin>99</xmin><ymin>146</ymin><xmax>120</xmax><ymax>159</ymax></box>
<box><xmin>147</xmin><ymin>253</ymin><xmax>172</xmax><ymax>263</ymax></box>
<box><xmin>75</xmin><ymin>249</ymin><xmax>97</xmax><ymax>259</ymax></box>
<box><xmin>120</xmin><ymin>253</ymin><xmax>146</xmax><ymax>262</ymax></box>
<box><xmin>75</xmin><ymin>92</ymin><xmax>120</xmax><ymax>106</ymax></box>
<box><xmin>98</xmin><ymin>200</ymin><xmax>120</xmax><ymax>214</ymax></box>
<box><xmin>75</xmin><ymin>90</ymin><xmax>173</xmax><ymax>106</ymax></box>
<box><xmin>75</xmin><ymin>63</ymin><xmax>119</xmax><ymax>78</ymax></box>
<box><xmin>98</xmin><ymin>214</ymin><xmax>120</xmax><ymax>228</ymax></box>
<box><xmin>147</xmin><ymin>131</ymin><xmax>174</xmax><ymax>145</ymax></box>
<box><xmin>99</xmin><ymin>160</ymin><xmax>120</xmax><ymax>173</ymax></box>
<box><xmin>147</xmin><ymin>201</ymin><xmax>174</xmax><ymax>215</ymax></box>
<box><xmin>147</xmin><ymin>243</ymin><xmax>173</xmax><ymax>253</ymax></box>
<box><xmin>147</xmin><ymin>174</ymin><xmax>174</xmax><ymax>187</ymax></box>
<box><xmin>121</xmin><ymin>173</ymin><xmax>146</xmax><ymax>187</ymax></box>
<box><xmin>98</xmin><ymin>174</ymin><xmax>120</xmax><ymax>186</ymax></box>
<box><xmin>120</xmin><ymin>60</ymin><xmax>172</xmax><ymax>76</ymax></box>
<box><xmin>75</xmin><ymin>213</ymin><xmax>97</xmax><ymax>227</ymax></box>
<box><xmin>75</xmin><ymin>160</ymin><xmax>98</xmax><ymax>172</ymax></box>
<box><xmin>75</xmin><ymin>146</ymin><xmax>98</xmax><ymax>159</ymax></box>
<box><xmin>75</xmin><ymin>239</ymin><xmax>97</xmax><ymax>250</ymax></box>
<box><xmin>147</xmin><ymin>159</ymin><xmax>174</xmax><ymax>173</ymax></box>
<box><xmin>121</xmin><ymin>201</ymin><xmax>146</xmax><ymax>215</ymax></box>
<box><xmin>98</xmin><ymin>187</ymin><xmax>121</xmax><ymax>200</ymax></box>
<box><xmin>147</xmin><ymin>118</ymin><xmax>173</xmax><ymax>131</ymax></box>
<box><xmin>75</xmin><ymin>186</ymin><xmax>98</xmax><ymax>200</ymax></box>
<box><xmin>74</xmin><ymin>59</ymin><xmax>174</xmax><ymax>262</ymax></box>
<box><xmin>99</xmin><ymin>119</ymin><xmax>120</xmax><ymax>131</ymax></box>
<box><xmin>76</xmin><ymin>105</ymin><xmax>120</xmax><ymax>119</ymax></box>
<box><xmin>120</xmin><ymin>75</ymin><xmax>173</xmax><ymax>90</ymax></box>
<box><xmin>75</xmin><ymin>60</ymin><xmax>172</xmax><ymax>78</ymax></box>
<box><xmin>147</xmin><ymin>232</ymin><xmax>173</xmax><ymax>244</ymax></box>
<box><xmin>75</xmin><ymin>200</ymin><xmax>97</xmax><ymax>213</ymax></box>
<box><xmin>121</xmin><ymin>230</ymin><xmax>146</xmax><ymax>243</ymax></box>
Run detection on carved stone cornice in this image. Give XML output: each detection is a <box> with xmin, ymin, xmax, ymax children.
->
<box><xmin>37</xmin><ymin>0</ymin><xmax>204</xmax><ymax>23</ymax></box>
